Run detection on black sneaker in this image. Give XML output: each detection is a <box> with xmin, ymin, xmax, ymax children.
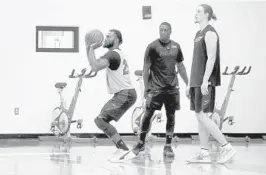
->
<box><xmin>132</xmin><ymin>142</ymin><xmax>145</xmax><ymax>155</ymax></box>
<box><xmin>163</xmin><ymin>146</ymin><xmax>175</xmax><ymax>157</ymax></box>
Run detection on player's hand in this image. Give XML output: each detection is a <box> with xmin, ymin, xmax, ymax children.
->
<box><xmin>201</xmin><ymin>81</ymin><xmax>209</xmax><ymax>95</ymax></box>
<box><xmin>90</xmin><ymin>41</ymin><xmax>103</xmax><ymax>49</ymax></box>
<box><xmin>186</xmin><ymin>86</ymin><xmax>190</xmax><ymax>99</ymax></box>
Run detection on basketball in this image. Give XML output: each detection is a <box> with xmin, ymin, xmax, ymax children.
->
<box><xmin>85</xmin><ymin>29</ymin><xmax>104</xmax><ymax>49</ymax></box>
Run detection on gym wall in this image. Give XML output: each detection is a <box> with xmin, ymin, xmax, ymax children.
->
<box><xmin>1</xmin><ymin>0</ymin><xmax>265</xmax><ymax>134</ymax></box>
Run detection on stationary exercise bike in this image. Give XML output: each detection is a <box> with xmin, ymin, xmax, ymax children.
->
<box><xmin>51</xmin><ymin>68</ymin><xmax>97</xmax><ymax>136</ymax></box>
<box><xmin>210</xmin><ymin>65</ymin><xmax>252</xmax><ymax>130</ymax></box>
<box><xmin>131</xmin><ymin>70</ymin><xmax>163</xmax><ymax>136</ymax></box>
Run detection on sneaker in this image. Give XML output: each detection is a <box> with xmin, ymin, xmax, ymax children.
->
<box><xmin>186</xmin><ymin>149</ymin><xmax>212</xmax><ymax>163</ymax></box>
<box><xmin>132</xmin><ymin>142</ymin><xmax>145</xmax><ymax>155</ymax></box>
<box><xmin>108</xmin><ymin>149</ymin><xmax>130</xmax><ymax>162</ymax></box>
<box><xmin>163</xmin><ymin>146</ymin><xmax>175</xmax><ymax>157</ymax></box>
<box><xmin>109</xmin><ymin>142</ymin><xmax>145</xmax><ymax>163</ymax></box>
<box><xmin>217</xmin><ymin>143</ymin><xmax>236</xmax><ymax>164</ymax></box>
<box><xmin>107</xmin><ymin>149</ymin><xmax>124</xmax><ymax>160</ymax></box>
<box><xmin>109</xmin><ymin>150</ymin><xmax>136</xmax><ymax>163</ymax></box>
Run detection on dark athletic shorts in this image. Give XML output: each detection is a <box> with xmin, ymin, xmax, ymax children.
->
<box><xmin>145</xmin><ymin>90</ymin><xmax>180</xmax><ymax>112</ymax></box>
<box><xmin>190</xmin><ymin>86</ymin><xmax>215</xmax><ymax>113</ymax></box>
<box><xmin>100</xmin><ymin>88</ymin><xmax>137</xmax><ymax>122</ymax></box>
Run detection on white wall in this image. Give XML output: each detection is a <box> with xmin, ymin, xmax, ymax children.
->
<box><xmin>0</xmin><ymin>0</ymin><xmax>265</xmax><ymax>134</ymax></box>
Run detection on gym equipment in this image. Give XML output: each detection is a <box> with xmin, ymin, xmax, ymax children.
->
<box><xmin>131</xmin><ymin>70</ymin><xmax>163</xmax><ymax>138</ymax></box>
<box><xmin>50</xmin><ymin>68</ymin><xmax>97</xmax><ymax>137</ymax></box>
<box><xmin>193</xmin><ymin>65</ymin><xmax>252</xmax><ymax>142</ymax></box>
<box><xmin>210</xmin><ymin>65</ymin><xmax>251</xmax><ymax>130</ymax></box>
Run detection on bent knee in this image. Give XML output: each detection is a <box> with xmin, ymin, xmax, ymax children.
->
<box><xmin>94</xmin><ymin>117</ymin><xmax>101</xmax><ymax>127</ymax></box>
<box><xmin>94</xmin><ymin>116</ymin><xmax>107</xmax><ymax>128</ymax></box>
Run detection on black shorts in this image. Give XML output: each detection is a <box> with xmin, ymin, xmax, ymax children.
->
<box><xmin>100</xmin><ymin>88</ymin><xmax>137</xmax><ymax>122</ymax></box>
<box><xmin>145</xmin><ymin>90</ymin><xmax>180</xmax><ymax>111</ymax></box>
<box><xmin>190</xmin><ymin>86</ymin><xmax>215</xmax><ymax>113</ymax></box>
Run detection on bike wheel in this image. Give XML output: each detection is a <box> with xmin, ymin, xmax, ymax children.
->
<box><xmin>51</xmin><ymin>107</ymin><xmax>62</xmax><ymax>136</ymax></box>
<box><xmin>57</xmin><ymin>111</ymin><xmax>71</xmax><ymax>136</ymax></box>
<box><xmin>131</xmin><ymin>107</ymin><xmax>144</xmax><ymax>134</ymax></box>
<box><xmin>210</xmin><ymin>112</ymin><xmax>222</xmax><ymax>130</ymax></box>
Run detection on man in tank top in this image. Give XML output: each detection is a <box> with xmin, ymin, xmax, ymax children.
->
<box><xmin>186</xmin><ymin>4</ymin><xmax>236</xmax><ymax>164</ymax></box>
<box><xmin>86</xmin><ymin>29</ymin><xmax>136</xmax><ymax>161</ymax></box>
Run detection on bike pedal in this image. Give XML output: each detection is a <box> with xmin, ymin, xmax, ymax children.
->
<box><xmin>228</xmin><ymin>116</ymin><xmax>235</xmax><ymax>125</ymax></box>
<box><xmin>77</xmin><ymin>123</ymin><xmax>83</xmax><ymax>129</ymax></box>
<box><xmin>228</xmin><ymin>121</ymin><xmax>236</xmax><ymax>125</ymax></box>
<box><xmin>50</xmin><ymin>126</ymin><xmax>55</xmax><ymax>132</ymax></box>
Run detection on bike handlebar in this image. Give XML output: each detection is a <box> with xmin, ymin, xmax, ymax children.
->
<box><xmin>237</xmin><ymin>66</ymin><xmax>251</xmax><ymax>75</ymax></box>
<box><xmin>84</xmin><ymin>69</ymin><xmax>97</xmax><ymax>78</ymax></box>
<box><xmin>69</xmin><ymin>68</ymin><xmax>97</xmax><ymax>78</ymax></box>
<box><xmin>222</xmin><ymin>66</ymin><xmax>252</xmax><ymax>75</ymax></box>
<box><xmin>133</xmin><ymin>66</ymin><xmax>251</xmax><ymax>77</ymax></box>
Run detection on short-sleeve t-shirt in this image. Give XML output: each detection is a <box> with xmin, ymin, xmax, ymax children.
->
<box><xmin>144</xmin><ymin>39</ymin><xmax>184</xmax><ymax>93</ymax></box>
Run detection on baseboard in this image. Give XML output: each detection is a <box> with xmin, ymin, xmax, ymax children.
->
<box><xmin>0</xmin><ymin>133</ymin><xmax>265</xmax><ymax>139</ymax></box>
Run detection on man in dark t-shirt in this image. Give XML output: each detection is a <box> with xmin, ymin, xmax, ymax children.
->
<box><xmin>127</xmin><ymin>22</ymin><xmax>189</xmax><ymax>158</ymax></box>
<box><xmin>186</xmin><ymin>4</ymin><xmax>236</xmax><ymax>164</ymax></box>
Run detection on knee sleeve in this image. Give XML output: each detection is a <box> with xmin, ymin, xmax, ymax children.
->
<box><xmin>166</xmin><ymin>111</ymin><xmax>175</xmax><ymax>133</ymax></box>
<box><xmin>140</xmin><ymin>109</ymin><xmax>155</xmax><ymax>132</ymax></box>
<box><xmin>94</xmin><ymin>117</ymin><xmax>117</xmax><ymax>137</ymax></box>
<box><xmin>94</xmin><ymin>117</ymin><xmax>108</xmax><ymax>131</ymax></box>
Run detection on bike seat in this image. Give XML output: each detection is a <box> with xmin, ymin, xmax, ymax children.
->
<box><xmin>135</xmin><ymin>70</ymin><xmax>143</xmax><ymax>76</ymax></box>
<box><xmin>55</xmin><ymin>82</ymin><xmax>67</xmax><ymax>89</ymax></box>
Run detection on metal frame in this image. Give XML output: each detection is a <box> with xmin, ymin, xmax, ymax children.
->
<box><xmin>36</xmin><ymin>26</ymin><xmax>79</xmax><ymax>53</ymax></box>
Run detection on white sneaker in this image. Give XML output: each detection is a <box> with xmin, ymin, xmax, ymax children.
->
<box><xmin>186</xmin><ymin>149</ymin><xmax>212</xmax><ymax>163</ymax></box>
<box><xmin>107</xmin><ymin>149</ymin><xmax>124</xmax><ymax>161</ymax></box>
<box><xmin>217</xmin><ymin>143</ymin><xmax>236</xmax><ymax>164</ymax></box>
<box><xmin>109</xmin><ymin>150</ymin><xmax>137</xmax><ymax>163</ymax></box>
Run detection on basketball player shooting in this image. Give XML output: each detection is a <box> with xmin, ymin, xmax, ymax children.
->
<box><xmin>85</xmin><ymin>29</ymin><xmax>137</xmax><ymax>161</ymax></box>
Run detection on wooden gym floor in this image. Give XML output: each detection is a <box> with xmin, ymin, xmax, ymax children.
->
<box><xmin>0</xmin><ymin>138</ymin><xmax>266</xmax><ymax>175</ymax></box>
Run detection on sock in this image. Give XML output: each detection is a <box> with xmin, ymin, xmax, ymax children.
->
<box><xmin>222</xmin><ymin>142</ymin><xmax>229</xmax><ymax>147</ymax></box>
<box><xmin>139</xmin><ymin>132</ymin><xmax>147</xmax><ymax>144</ymax></box>
<box><xmin>165</xmin><ymin>108</ymin><xmax>175</xmax><ymax>146</ymax></box>
<box><xmin>200</xmin><ymin>148</ymin><xmax>210</xmax><ymax>156</ymax></box>
<box><xmin>111</xmin><ymin>133</ymin><xmax>129</xmax><ymax>151</ymax></box>
<box><xmin>117</xmin><ymin>140</ymin><xmax>129</xmax><ymax>151</ymax></box>
<box><xmin>166</xmin><ymin>133</ymin><xmax>173</xmax><ymax>145</ymax></box>
<box><xmin>196</xmin><ymin>111</ymin><xmax>227</xmax><ymax>146</ymax></box>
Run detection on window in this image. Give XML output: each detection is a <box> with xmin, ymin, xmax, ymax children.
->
<box><xmin>36</xmin><ymin>26</ymin><xmax>79</xmax><ymax>53</ymax></box>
